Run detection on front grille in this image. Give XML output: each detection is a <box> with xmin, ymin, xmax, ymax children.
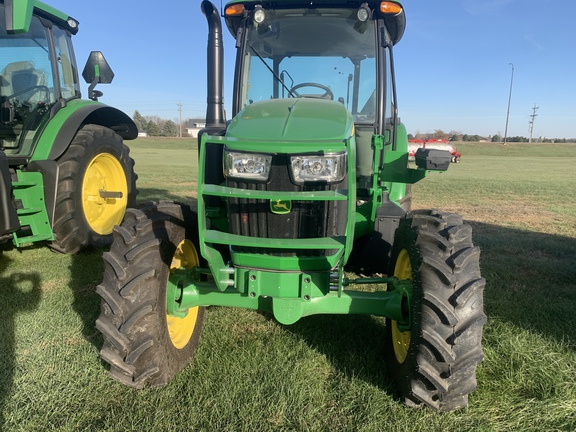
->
<box><xmin>227</xmin><ymin>154</ymin><xmax>347</xmax><ymax>256</ymax></box>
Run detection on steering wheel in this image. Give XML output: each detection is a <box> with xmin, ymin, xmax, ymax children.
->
<box><xmin>6</xmin><ymin>85</ymin><xmax>50</xmax><ymax>104</ymax></box>
<box><xmin>289</xmin><ymin>82</ymin><xmax>334</xmax><ymax>100</ymax></box>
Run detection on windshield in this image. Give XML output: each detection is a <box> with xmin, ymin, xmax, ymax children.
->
<box><xmin>0</xmin><ymin>5</ymin><xmax>79</xmax><ymax>155</ymax></box>
<box><xmin>239</xmin><ymin>8</ymin><xmax>377</xmax><ymax>123</ymax></box>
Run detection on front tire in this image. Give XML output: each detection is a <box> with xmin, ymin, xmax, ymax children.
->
<box><xmin>96</xmin><ymin>201</ymin><xmax>205</xmax><ymax>388</ymax></box>
<box><xmin>384</xmin><ymin>210</ymin><xmax>486</xmax><ymax>411</ymax></box>
<box><xmin>51</xmin><ymin>124</ymin><xmax>137</xmax><ymax>253</ymax></box>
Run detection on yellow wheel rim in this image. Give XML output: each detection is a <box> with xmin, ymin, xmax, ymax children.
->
<box><xmin>391</xmin><ymin>248</ymin><xmax>412</xmax><ymax>364</ymax></box>
<box><xmin>81</xmin><ymin>153</ymin><xmax>128</xmax><ymax>235</ymax></box>
<box><xmin>167</xmin><ymin>239</ymin><xmax>200</xmax><ymax>349</ymax></box>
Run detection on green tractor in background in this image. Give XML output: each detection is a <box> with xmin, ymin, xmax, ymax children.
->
<box><xmin>97</xmin><ymin>0</ymin><xmax>486</xmax><ymax>411</ymax></box>
<box><xmin>0</xmin><ymin>0</ymin><xmax>137</xmax><ymax>254</ymax></box>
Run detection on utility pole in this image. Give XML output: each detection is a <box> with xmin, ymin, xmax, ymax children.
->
<box><xmin>529</xmin><ymin>104</ymin><xmax>539</xmax><ymax>143</ymax></box>
<box><xmin>503</xmin><ymin>63</ymin><xmax>514</xmax><ymax>145</ymax></box>
<box><xmin>177</xmin><ymin>101</ymin><xmax>183</xmax><ymax>137</ymax></box>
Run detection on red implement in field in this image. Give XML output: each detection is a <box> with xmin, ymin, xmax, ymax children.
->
<box><xmin>408</xmin><ymin>139</ymin><xmax>461</xmax><ymax>163</ymax></box>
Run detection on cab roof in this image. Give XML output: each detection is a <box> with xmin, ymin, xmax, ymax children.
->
<box><xmin>223</xmin><ymin>0</ymin><xmax>405</xmax><ymax>45</ymax></box>
<box><xmin>2</xmin><ymin>0</ymin><xmax>78</xmax><ymax>34</ymax></box>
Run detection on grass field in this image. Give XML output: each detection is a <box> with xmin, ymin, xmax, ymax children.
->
<box><xmin>1</xmin><ymin>139</ymin><xmax>575</xmax><ymax>431</ymax></box>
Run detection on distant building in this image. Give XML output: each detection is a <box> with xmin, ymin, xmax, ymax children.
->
<box><xmin>185</xmin><ymin>119</ymin><xmax>206</xmax><ymax>138</ymax></box>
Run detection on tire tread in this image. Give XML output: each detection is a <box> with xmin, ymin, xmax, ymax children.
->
<box><xmin>386</xmin><ymin>210</ymin><xmax>486</xmax><ymax>411</ymax></box>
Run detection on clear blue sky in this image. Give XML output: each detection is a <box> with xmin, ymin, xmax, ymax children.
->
<box><xmin>49</xmin><ymin>0</ymin><xmax>576</xmax><ymax>139</ymax></box>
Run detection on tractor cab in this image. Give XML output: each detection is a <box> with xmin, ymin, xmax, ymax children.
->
<box><xmin>224</xmin><ymin>1</ymin><xmax>406</xmax><ymax>192</ymax></box>
<box><xmin>0</xmin><ymin>4</ymin><xmax>80</xmax><ymax>157</ymax></box>
<box><xmin>0</xmin><ymin>3</ymin><xmax>115</xmax><ymax>160</ymax></box>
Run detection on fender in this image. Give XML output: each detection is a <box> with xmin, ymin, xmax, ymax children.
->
<box><xmin>29</xmin><ymin>99</ymin><xmax>137</xmax><ymax>162</ymax></box>
<box><xmin>46</xmin><ymin>104</ymin><xmax>138</xmax><ymax>161</ymax></box>
<box><xmin>25</xmin><ymin>100</ymin><xmax>137</xmax><ymax>231</ymax></box>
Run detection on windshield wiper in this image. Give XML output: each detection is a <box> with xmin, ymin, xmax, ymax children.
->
<box><xmin>250</xmin><ymin>45</ymin><xmax>296</xmax><ymax>98</ymax></box>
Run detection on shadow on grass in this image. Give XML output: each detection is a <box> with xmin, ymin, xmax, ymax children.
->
<box><xmin>68</xmin><ymin>249</ymin><xmax>105</xmax><ymax>351</ymax></box>
<box><xmin>285</xmin><ymin>314</ymin><xmax>393</xmax><ymax>389</ymax></box>
<box><xmin>262</xmin><ymin>221</ymin><xmax>576</xmax><ymax>395</ymax></box>
<box><xmin>470</xmin><ymin>221</ymin><xmax>576</xmax><ymax>346</ymax></box>
<box><xmin>135</xmin><ymin>187</ymin><xmax>198</xmax><ymax>207</ymax></box>
<box><xmin>0</xmin><ymin>248</ymin><xmax>41</xmax><ymax>427</ymax></box>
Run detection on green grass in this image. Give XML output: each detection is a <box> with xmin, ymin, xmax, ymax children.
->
<box><xmin>129</xmin><ymin>137</ymin><xmax>200</xmax><ymax>203</ymax></box>
<box><xmin>1</xmin><ymin>139</ymin><xmax>576</xmax><ymax>431</ymax></box>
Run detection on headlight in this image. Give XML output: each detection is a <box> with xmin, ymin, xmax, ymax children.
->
<box><xmin>253</xmin><ymin>7</ymin><xmax>266</xmax><ymax>24</ymax></box>
<box><xmin>224</xmin><ymin>151</ymin><xmax>272</xmax><ymax>180</ymax></box>
<box><xmin>290</xmin><ymin>153</ymin><xmax>346</xmax><ymax>183</ymax></box>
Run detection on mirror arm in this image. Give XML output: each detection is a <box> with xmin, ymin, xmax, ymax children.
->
<box><xmin>88</xmin><ymin>76</ymin><xmax>103</xmax><ymax>101</ymax></box>
<box><xmin>88</xmin><ymin>76</ymin><xmax>97</xmax><ymax>101</ymax></box>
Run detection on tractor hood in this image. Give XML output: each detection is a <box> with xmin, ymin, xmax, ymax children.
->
<box><xmin>226</xmin><ymin>98</ymin><xmax>354</xmax><ymax>142</ymax></box>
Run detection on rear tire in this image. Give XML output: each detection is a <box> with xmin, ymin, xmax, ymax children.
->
<box><xmin>384</xmin><ymin>210</ymin><xmax>486</xmax><ymax>411</ymax></box>
<box><xmin>96</xmin><ymin>201</ymin><xmax>205</xmax><ymax>388</ymax></box>
<box><xmin>51</xmin><ymin>125</ymin><xmax>137</xmax><ymax>253</ymax></box>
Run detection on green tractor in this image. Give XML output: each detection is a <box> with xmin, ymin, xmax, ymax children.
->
<box><xmin>0</xmin><ymin>0</ymin><xmax>137</xmax><ymax>254</ymax></box>
<box><xmin>97</xmin><ymin>0</ymin><xmax>486</xmax><ymax>411</ymax></box>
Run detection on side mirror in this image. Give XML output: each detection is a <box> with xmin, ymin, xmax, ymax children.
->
<box><xmin>82</xmin><ymin>51</ymin><xmax>114</xmax><ymax>101</ymax></box>
<box><xmin>415</xmin><ymin>148</ymin><xmax>451</xmax><ymax>171</ymax></box>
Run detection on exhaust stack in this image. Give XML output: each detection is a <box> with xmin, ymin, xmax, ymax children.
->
<box><xmin>201</xmin><ymin>1</ymin><xmax>226</xmax><ymax>129</ymax></box>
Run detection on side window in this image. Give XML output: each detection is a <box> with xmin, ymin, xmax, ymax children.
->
<box><xmin>0</xmin><ymin>16</ymin><xmax>55</xmax><ymax>104</ymax></box>
<box><xmin>244</xmin><ymin>52</ymin><xmax>274</xmax><ymax>105</ymax></box>
<box><xmin>356</xmin><ymin>57</ymin><xmax>376</xmax><ymax>122</ymax></box>
<box><xmin>384</xmin><ymin>46</ymin><xmax>396</xmax><ymax>144</ymax></box>
<box><xmin>52</xmin><ymin>27</ymin><xmax>79</xmax><ymax>99</ymax></box>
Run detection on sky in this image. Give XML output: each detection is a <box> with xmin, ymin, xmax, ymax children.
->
<box><xmin>46</xmin><ymin>0</ymin><xmax>576</xmax><ymax>139</ymax></box>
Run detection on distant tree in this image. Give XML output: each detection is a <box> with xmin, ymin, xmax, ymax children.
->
<box><xmin>133</xmin><ymin>111</ymin><xmax>146</xmax><ymax>133</ymax></box>
<box><xmin>407</xmin><ymin>133</ymin><xmax>414</xmax><ymax>140</ymax></box>
<box><xmin>147</xmin><ymin>121</ymin><xmax>160</xmax><ymax>137</ymax></box>
<box><xmin>143</xmin><ymin>115</ymin><xmax>165</xmax><ymax>132</ymax></box>
<box><xmin>162</xmin><ymin>120</ymin><xmax>178</xmax><ymax>137</ymax></box>
<box><xmin>144</xmin><ymin>115</ymin><xmax>163</xmax><ymax>125</ymax></box>
<box><xmin>491</xmin><ymin>135</ymin><xmax>501</xmax><ymax>142</ymax></box>
<box><xmin>433</xmin><ymin>129</ymin><xmax>447</xmax><ymax>139</ymax></box>
<box><xmin>449</xmin><ymin>131</ymin><xmax>461</xmax><ymax>141</ymax></box>
<box><xmin>460</xmin><ymin>134</ymin><xmax>479</xmax><ymax>142</ymax></box>
<box><xmin>508</xmin><ymin>136</ymin><xmax>528</xmax><ymax>142</ymax></box>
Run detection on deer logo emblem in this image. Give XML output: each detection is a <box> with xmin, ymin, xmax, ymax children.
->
<box><xmin>270</xmin><ymin>199</ymin><xmax>292</xmax><ymax>214</ymax></box>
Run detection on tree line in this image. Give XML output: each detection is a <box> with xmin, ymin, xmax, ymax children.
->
<box><xmin>132</xmin><ymin>114</ymin><xmax>575</xmax><ymax>143</ymax></box>
<box><xmin>410</xmin><ymin>129</ymin><xmax>576</xmax><ymax>143</ymax></box>
<box><xmin>132</xmin><ymin>111</ymin><xmax>180</xmax><ymax>137</ymax></box>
